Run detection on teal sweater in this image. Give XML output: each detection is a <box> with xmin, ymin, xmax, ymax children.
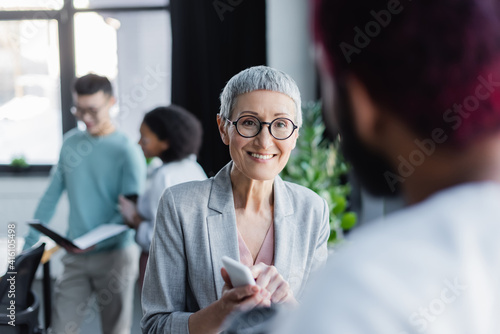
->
<box><xmin>24</xmin><ymin>129</ymin><xmax>146</xmax><ymax>253</ymax></box>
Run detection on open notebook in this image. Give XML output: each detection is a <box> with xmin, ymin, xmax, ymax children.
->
<box><xmin>28</xmin><ymin>220</ymin><xmax>128</xmax><ymax>250</ymax></box>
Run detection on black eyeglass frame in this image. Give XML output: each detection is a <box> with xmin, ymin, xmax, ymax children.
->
<box><xmin>225</xmin><ymin>115</ymin><xmax>298</xmax><ymax>140</ymax></box>
<box><xmin>70</xmin><ymin>99</ymin><xmax>111</xmax><ymax>119</ymax></box>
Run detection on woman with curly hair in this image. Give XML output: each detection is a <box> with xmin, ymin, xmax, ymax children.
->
<box><xmin>119</xmin><ymin>105</ymin><xmax>207</xmax><ymax>289</ymax></box>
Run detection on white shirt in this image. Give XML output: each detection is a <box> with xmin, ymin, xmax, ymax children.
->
<box><xmin>135</xmin><ymin>155</ymin><xmax>207</xmax><ymax>251</ymax></box>
<box><xmin>272</xmin><ymin>182</ymin><xmax>500</xmax><ymax>334</ymax></box>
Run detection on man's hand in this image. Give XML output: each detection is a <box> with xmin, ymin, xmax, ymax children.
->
<box><xmin>118</xmin><ymin>195</ymin><xmax>141</xmax><ymax>228</ymax></box>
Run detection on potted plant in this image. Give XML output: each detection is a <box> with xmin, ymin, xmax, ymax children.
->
<box><xmin>281</xmin><ymin>101</ymin><xmax>356</xmax><ymax>245</ymax></box>
<box><xmin>10</xmin><ymin>155</ymin><xmax>30</xmax><ymax>173</ymax></box>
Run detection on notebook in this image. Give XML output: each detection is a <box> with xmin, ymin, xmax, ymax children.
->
<box><xmin>28</xmin><ymin>220</ymin><xmax>128</xmax><ymax>250</ymax></box>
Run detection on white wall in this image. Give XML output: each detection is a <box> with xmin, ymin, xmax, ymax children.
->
<box><xmin>266</xmin><ymin>0</ymin><xmax>317</xmax><ymax>103</ymax></box>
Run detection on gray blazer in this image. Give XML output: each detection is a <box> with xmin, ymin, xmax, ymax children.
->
<box><xmin>141</xmin><ymin>162</ymin><xmax>330</xmax><ymax>333</ymax></box>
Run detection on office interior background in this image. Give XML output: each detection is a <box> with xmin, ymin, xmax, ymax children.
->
<box><xmin>0</xmin><ymin>0</ymin><xmax>403</xmax><ymax>330</ymax></box>
<box><xmin>0</xmin><ymin>0</ymin><xmax>322</xmax><ymax>274</ymax></box>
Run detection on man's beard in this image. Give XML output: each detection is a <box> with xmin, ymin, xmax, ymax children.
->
<box><xmin>328</xmin><ymin>82</ymin><xmax>401</xmax><ymax>197</ymax></box>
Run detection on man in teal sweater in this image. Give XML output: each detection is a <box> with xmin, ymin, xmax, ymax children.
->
<box><xmin>24</xmin><ymin>74</ymin><xmax>146</xmax><ymax>334</ymax></box>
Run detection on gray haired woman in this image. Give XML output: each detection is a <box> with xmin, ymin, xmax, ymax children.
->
<box><xmin>141</xmin><ymin>66</ymin><xmax>330</xmax><ymax>334</ymax></box>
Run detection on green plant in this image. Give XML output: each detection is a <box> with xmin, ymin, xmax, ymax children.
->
<box><xmin>10</xmin><ymin>155</ymin><xmax>29</xmax><ymax>169</ymax></box>
<box><xmin>281</xmin><ymin>101</ymin><xmax>356</xmax><ymax>244</ymax></box>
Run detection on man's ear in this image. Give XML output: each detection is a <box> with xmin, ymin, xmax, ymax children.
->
<box><xmin>346</xmin><ymin>75</ymin><xmax>382</xmax><ymax>145</ymax></box>
<box><xmin>217</xmin><ymin>114</ymin><xmax>229</xmax><ymax>145</ymax></box>
<box><xmin>108</xmin><ymin>95</ymin><xmax>116</xmax><ymax>106</ymax></box>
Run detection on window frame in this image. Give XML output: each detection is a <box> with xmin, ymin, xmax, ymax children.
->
<box><xmin>0</xmin><ymin>0</ymin><xmax>170</xmax><ymax>174</ymax></box>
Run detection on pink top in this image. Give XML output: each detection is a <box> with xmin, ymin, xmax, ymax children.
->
<box><xmin>237</xmin><ymin>221</ymin><xmax>275</xmax><ymax>267</ymax></box>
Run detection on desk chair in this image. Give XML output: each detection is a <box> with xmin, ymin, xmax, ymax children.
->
<box><xmin>0</xmin><ymin>243</ymin><xmax>45</xmax><ymax>334</ymax></box>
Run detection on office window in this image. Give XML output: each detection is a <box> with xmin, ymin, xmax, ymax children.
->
<box><xmin>74</xmin><ymin>10</ymin><xmax>171</xmax><ymax>142</ymax></box>
<box><xmin>0</xmin><ymin>0</ymin><xmax>63</xmax><ymax>11</ymax></box>
<box><xmin>74</xmin><ymin>0</ymin><xmax>168</xmax><ymax>9</ymax></box>
<box><xmin>0</xmin><ymin>20</ymin><xmax>62</xmax><ymax>165</ymax></box>
<box><xmin>0</xmin><ymin>2</ymin><xmax>171</xmax><ymax>168</ymax></box>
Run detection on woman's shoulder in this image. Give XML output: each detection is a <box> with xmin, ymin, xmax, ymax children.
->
<box><xmin>280</xmin><ymin>179</ymin><xmax>326</xmax><ymax>207</ymax></box>
<box><xmin>162</xmin><ymin>177</ymin><xmax>214</xmax><ymax>201</ymax></box>
<box><xmin>160</xmin><ymin>157</ymin><xmax>206</xmax><ymax>176</ymax></box>
<box><xmin>281</xmin><ymin>179</ymin><xmax>323</xmax><ymax>198</ymax></box>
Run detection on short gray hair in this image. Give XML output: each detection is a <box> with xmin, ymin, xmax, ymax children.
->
<box><xmin>219</xmin><ymin>66</ymin><xmax>302</xmax><ymax>127</ymax></box>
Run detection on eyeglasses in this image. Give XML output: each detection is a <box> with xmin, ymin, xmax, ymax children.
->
<box><xmin>226</xmin><ymin>115</ymin><xmax>298</xmax><ymax>140</ymax></box>
<box><xmin>70</xmin><ymin>101</ymin><xmax>109</xmax><ymax>119</ymax></box>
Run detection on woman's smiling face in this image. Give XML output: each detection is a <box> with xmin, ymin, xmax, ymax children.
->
<box><xmin>218</xmin><ymin>90</ymin><xmax>299</xmax><ymax>181</ymax></box>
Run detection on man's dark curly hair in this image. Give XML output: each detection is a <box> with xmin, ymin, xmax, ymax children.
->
<box><xmin>142</xmin><ymin>105</ymin><xmax>203</xmax><ymax>163</ymax></box>
<box><xmin>314</xmin><ymin>0</ymin><xmax>500</xmax><ymax>147</ymax></box>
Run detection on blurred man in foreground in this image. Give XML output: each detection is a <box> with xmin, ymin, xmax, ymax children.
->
<box><xmin>273</xmin><ymin>0</ymin><xmax>500</xmax><ymax>333</ymax></box>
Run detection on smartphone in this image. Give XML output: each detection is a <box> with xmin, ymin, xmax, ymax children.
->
<box><xmin>222</xmin><ymin>256</ymin><xmax>256</xmax><ymax>287</ymax></box>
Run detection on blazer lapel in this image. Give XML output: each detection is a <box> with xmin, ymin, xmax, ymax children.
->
<box><xmin>206</xmin><ymin>164</ymin><xmax>298</xmax><ymax>299</ymax></box>
<box><xmin>207</xmin><ymin>162</ymin><xmax>239</xmax><ymax>300</ymax></box>
<box><xmin>273</xmin><ymin>175</ymin><xmax>296</xmax><ymax>287</ymax></box>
